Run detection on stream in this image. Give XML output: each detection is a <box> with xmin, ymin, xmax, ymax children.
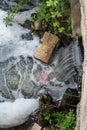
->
<box><xmin>0</xmin><ymin>0</ymin><xmax>82</xmax><ymax>129</ymax></box>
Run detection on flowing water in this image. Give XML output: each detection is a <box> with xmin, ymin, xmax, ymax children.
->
<box><xmin>0</xmin><ymin>1</ymin><xmax>82</xmax><ymax>102</ymax></box>
<box><xmin>0</xmin><ymin>0</ymin><xmax>82</xmax><ymax>128</ymax></box>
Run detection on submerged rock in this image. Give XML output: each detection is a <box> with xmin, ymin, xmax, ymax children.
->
<box><xmin>27</xmin><ymin>57</ymin><xmax>33</xmax><ymax>70</ymax></box>
<box><xmin>6</xmin><ymin>66</ymin><xmax>20</xmax><ymax>90</ymax></box>
<box><xmin>0</xmin><ymin>0</ymin><xmax>9</xmax><ymax>11</ymax></box>
<box><xmin>16</xmin><ymin>56</ymin><xmax>26</xmax><ymax>74</ymax></box>
<box><xmin>21</xmin><ymin>20</ymin><xmax>32</xmax><ymax>29</ymax></box>
<box><xmin>33</xmin><ymin>64</ymin><xmax>42</xmax><ymax>82</ymax></box>
<box><xmin>21</xmin><ymin>74</ymin><xmax>36</xmax><ymax>97</ymax></box>
<box><xmin>21</xmin><ymin>32</ymin><xmax>33</xmax><ymax>40</ymax></box>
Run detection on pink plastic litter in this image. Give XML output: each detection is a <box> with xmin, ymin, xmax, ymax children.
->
<box><xmin>40</xmin><ymin>69</ymin><xmax>49</xmax><ymax>85</ymax></box>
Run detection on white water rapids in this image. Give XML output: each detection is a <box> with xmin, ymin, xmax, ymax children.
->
<box><xmin>0</xmin><ymin>7</ymin><xmax>80</xmax><ymax>128</ymax></box>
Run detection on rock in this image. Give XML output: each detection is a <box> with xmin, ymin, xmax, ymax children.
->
<box><xmin>32</xmin><ymin>20</ymin><xmax>41</xmax><ymax>30</ymax></box>
<box><xmin>33</xmin><ymin>64</ymin><xmax>42</xmax><ymax>82</ymax></box>
<box><xmin>6</xmin><ymin>67</ymin><xmax>20</xmax><ymax>90</ymax></box>
<box><xmin>17</xmin><ymin>56</ymin><xmax>33</xmax><ymax>73</ymax></box>
<box><xmin>44</xmin><ymin>127</ymin><xmax>52</xmax><ymax>130</ymax></box>
<box><xmin>34</xmin><ymin>32</ymin><xmax>60</xmax><ymax>64</ymax></box>
<box><xmin>28</xmin><ymin>123</ymin><xmax>41</xmax><ymax>130</ymax></box>
<box><xmin>22</xmin><ymin>20</ymin><xmax>32</xmax><ymax>30</ymax></box>
<box><xmin>21</xmin><ymin>73</ymin><xmax>36</xmax><ymax>97</ymax></box>
<box><xmin>0</xmin><ymin>0</ymin><xmax>9</xmax><ymax>11</ymax></box>
<box><xmin>21</xmin><ymin>32</ymin><xmax>33</xmax><ymax>40</ymax></box>
<box><xmin>69</xmin><ymin>0</ymin><xmax>81</xmax><ymax>35</ymax></box>
<box><xmin>16</xmin><ymin>56</ymin><xmax>26</xmax><ymax>74</ymax></box>
<box><xmin>27</xmin><ymin>57</ymin><xmax>33</xmax><ymax>70</ymax></box>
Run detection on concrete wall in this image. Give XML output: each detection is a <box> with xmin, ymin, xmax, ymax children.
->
<box><xmin>76</xmin><ymin>0</ymin><xmax>87</xmax><ymax>130</ymax></box>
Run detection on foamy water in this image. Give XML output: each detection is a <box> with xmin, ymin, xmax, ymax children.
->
<box><xmin>0</xmin><ymin>8</ymin><xmax>79</xmax><ymax>128</ymax></box>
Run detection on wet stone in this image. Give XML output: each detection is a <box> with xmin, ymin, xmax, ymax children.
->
<box><xmin>21</xmin><ymin>32</ymin><xmax>33</xmax><ymax>40</ymax></box>
<box><xmin>16</xmin><ymin>56</ymin><xmax>26</xmax><ymax>74</ymax></box>
<box><xmin>22</xmin><ymin>20</ymin><xmax>32</xmax><ymax>29</ymax></box>
<box><xmin>22</xmin><ymin>74</ymin><xmax>36</xmax><ymax>97</ymax></box>
<box><xmin>27</xmin><ymin>57</ymin><xmax>33</xmax><ymax>70</ymax></box>
<box><xmin>6</xmin><ymin>67</ymin><xmax>20</xmax><ymax>90</ymax></box>
<box><xmin>33</xmin><ymin>65</ymin><xmax>42</xmax><ymax>82</ymax></box>
<box><xmin>32</xmin><ymin>20</ymin><xmax>41</xmax><ymax>30</ymax></box>
<box><xmin>0</xmin><ymin>0</ymin><xmax>9</xmax><ymax>11</ymax></box>
<box><xmin>1</xmin><ymin>90</ymin><xmax>14</xmax><ymax>100</ymax></box>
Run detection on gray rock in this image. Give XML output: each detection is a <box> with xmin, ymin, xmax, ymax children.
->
<box><xmin>16</xmin><ymin>56</ymin><xmax>26</xmax><ymax>74</ymax></box>
<box><xmin>0</xmin><ymin>0</ymin><xmax>9</xmax><ymax>11</ymax></box>
<box><xmin>33</xmin><ymin>64</ymin><xmax>42</xmax><ymax>82</ymax></box>
<box><xmin>6</xmin><ymin>66</ymin><xmax>20</xmax><ymax>90</ymax></box>
<box><xmin>21</xmin><ymin>32</ymin><xmax>33</xmax><ymax>40</ymax></box>
<box><xmin>22</xmin><ymin>73</ymin><xmax>36</xmax><ymax>97</ymax></box>
<box><xmin>27</xmin><ymin>56</ymin><xmax>33</xmax><ymax>70</ymax></box>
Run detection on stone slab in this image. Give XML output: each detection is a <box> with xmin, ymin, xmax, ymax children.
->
<box><xmin>34</xmin><ymin>32</ymin><xmax>60</xmax><ymax>63</ymax></box>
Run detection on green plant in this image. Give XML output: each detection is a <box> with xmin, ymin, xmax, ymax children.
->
<box><xmin>4</xmin><ymin>0</ymin><xmax>72</xmax><ymax>37</ymax></box>
<box><xmin>4</xmin><ymin>5</ymin><xmax>20</xmax><ymax>26</ymax></box>
<box><xmin>59</xmin><ymin>110</ymin><xmax>76</xmax><ymax>130</ymax></box>
<box><xmin>43</xmin><ymin>110</ymin><xmax>76</xmax><ymax>130</ymax></box>
<box><xmin>4</xmin><ymin>0</ymin><xmax>29</xmax><ymax>26</ymax></box>
<box><xmin>32</xmin><ymin>0</ymin><xmax>71</xmax><ymax>35</ymax></box>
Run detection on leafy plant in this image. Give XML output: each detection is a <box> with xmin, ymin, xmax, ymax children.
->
<box><xmin>4</xmin><ymin>5</ymin><xmax>20</xmax><ymax>26</ymax></box>
<box><xmin>4</xmin><ymin>0</ymin><xmax>29</xmax><ymax>26</ymax></box>
<box><xmin>59</xmin><ymin>110</ymin><xmax>76</xmax><ymax>130</ymax></box>
<box><xmin>4</xmin><ymin>0</ymin><xmax>72</xmax><ymax>37</ymax></box>
<box><xmin>32</xmin><ymin>0</ymin><xmax>71</xmax><ymax>35</ymax></box>
<box><xmin>43</xmin><ymin>110</ymin><xmax>76</xmax><ymax>130</ymax></box>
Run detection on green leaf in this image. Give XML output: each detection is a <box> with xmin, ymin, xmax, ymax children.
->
<box><xmin>58</xmin><ymin>27</ymin><xmax>65</xmax><ymax>33</ymax></box>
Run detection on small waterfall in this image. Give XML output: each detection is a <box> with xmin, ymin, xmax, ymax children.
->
<box><xmin>55</xmin><ymin>38</ymin><xmax>82</xmax><ymax>81</ymax></box>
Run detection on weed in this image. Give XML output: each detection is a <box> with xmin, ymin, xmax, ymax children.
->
<box><xmin>32</xmin><ymin>0</ymin><xmax>72</xmax><ymax>35</ymax></box>
<box><xmin>4</xmin><ymin>0</ymin><xmax>28</xmax><ymax>26</ymax></box>
<box><xmin>43</xmin><ymin>110</ymin><xmax>76</xmax><ymax>130</ymax></box>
